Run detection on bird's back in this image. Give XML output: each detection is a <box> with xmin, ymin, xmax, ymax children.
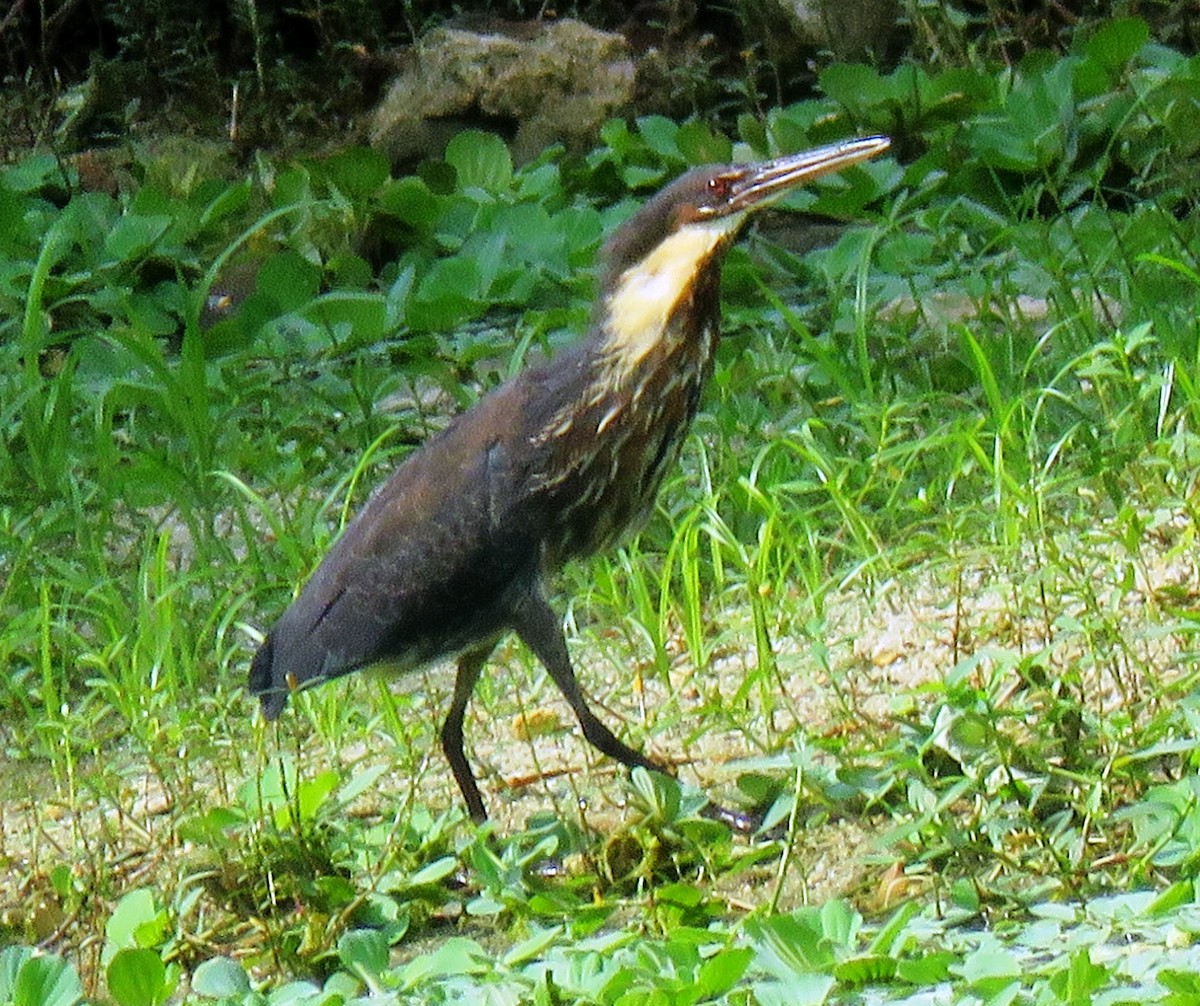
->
<box><xmin>250</xmin><ymin>384</ymin><xmax>544</xmax><ymax>717</ymax></box>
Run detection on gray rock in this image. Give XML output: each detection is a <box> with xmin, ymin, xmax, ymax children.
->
<box><xmin>369</xmin><ymin>19</ymin><xmax>634</xmax><ymax>166</ymax></box>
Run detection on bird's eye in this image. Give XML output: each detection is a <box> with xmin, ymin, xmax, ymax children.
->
<box><xmin>707</xmin><ymin>175</ymin><xmax>732</xmax><ymax>199</ymax></box>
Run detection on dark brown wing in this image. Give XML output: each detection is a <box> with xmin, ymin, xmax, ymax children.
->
<box><xmin>249</xmin><ymin>386</ymin><xmax>538</xmax><ymax>718</ymax></box>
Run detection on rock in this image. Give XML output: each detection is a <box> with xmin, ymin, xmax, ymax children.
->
<box><xmin>369</xmin><ymin>19</ymin><xmax>634</xmax><ymax>166</ymax></box>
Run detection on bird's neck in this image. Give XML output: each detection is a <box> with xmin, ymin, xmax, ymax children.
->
<box><xmin>593</xmin><ymin>217</ymin><xmax>740</xmax><ymax>390</ymax></box>
<box><xmin>520</xmin><ymin>220</ymin><xmax>740</xmax><ymax>564</ymax></box>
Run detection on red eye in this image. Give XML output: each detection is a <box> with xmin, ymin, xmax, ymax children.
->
<box><xmin>708</xmin><ymin>176</ymin><xmax>731</xmax><ymax>198</ymax></box>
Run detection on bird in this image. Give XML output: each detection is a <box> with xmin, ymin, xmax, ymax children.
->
<box><xmin>249</xmin><ymin>134</ymin><xmax>892</xmax><ymax>827</ymax></box>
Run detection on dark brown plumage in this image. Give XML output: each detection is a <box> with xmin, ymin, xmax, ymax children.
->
<box><xmin>249</xmin><ymin>135</ymin><xmax>891</xmax><ymax>825</ymax></box>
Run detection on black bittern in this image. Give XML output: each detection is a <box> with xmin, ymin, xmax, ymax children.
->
<box><xmin>250</xmin><ymin>135</ymin><xmax>891</xmax><ymax>825</ymax></box>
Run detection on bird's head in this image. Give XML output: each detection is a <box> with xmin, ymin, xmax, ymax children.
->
<box><xmin>595</xmin><ymin>135</ymin><xmax>892</xmax><ymax>365</ymax></box>
<box><xmin>601</xmin><ymin>136</ymin><xmax>891</xmax><ymax>289</ymax></box>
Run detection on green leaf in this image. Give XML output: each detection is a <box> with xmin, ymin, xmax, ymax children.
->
<box><xmin>1047</xmin><ymin>948</ymin><xmax>1108</xmax><ymax>1003</ymax></box>
<box><xmin>1148</xmin><ymin>880</ymin><xmax>1197</xmax><ymax>916</ymax></box>
<box><xmin>599</xmin><ymin>116</ymin><xmax>636</xmax><ymax>156</ymax></box>
<box><xmin>378</xmin><ymin>175</ymin><xmax>443</xmax><ymax>230</ymax></box>
<box><xmin>321</xmin><ymin>146</ymin><xmax>390</xmax><ymax>201</ymax></box>
<box><xmin>272</xmin><ymin>165</ymin><xmax>313</xmax><ymax>207</ymax></box>
<box><xmin>197</xmin><ymin>179</ymin><xmax>252</xmax><ymax>229</ymax></box>
<box><xmin>239</xmin><ymin>760</ymin><xmax>288</xmax><ymax>814</ymax></box>
<box><xmin>338</xmin><ymin>928</ymin><xmax>389</xmax><ymax>978</ymax></box>
<box><xmin>400</xmin><ymin>937</ymin><xmax>490</xmax><ymax>987</ymax></box>
<box><xmin>104</xmin><ymin>890</ymin><xmax>169</xmax><ymax>964</ymax></box>
<box><xmin>338</xmin><ymin>762</ymin><xmax>391</xmax><ymax>805</ymax></box>
<box><xmin>747</xmin><ymin>910</ymin><xmax>836</xmax><ymax>977</ymax></box>
<box><xmin>12</xmin><ymin>953</ymin><xmax>84</xmax><ymax>1006</ymax></box>
<box><xmin>256</xmin><ymin>251</ymin><xmax>321</xmax><ymax>313</ymax></box>
<box><xmin>191</xmin><ymin>957</ymin><xmax>251</xmax><ymax>998</ymax></box>
<box><xmin>502</xmin><ymin>926</ymin><xmax>565</xmax><ymax>967</ymax></box>
<box><xmin>303</xmin><ymin>292</ymin><xmax>388</xmax><ymax>347</ymax></box>
<box><xmin>3</xmin><ymin>153</ymin><xmax>60</xmax><ymax>193</ymax></box>
<box><xmin>737</xmin><ymin>112</ymin><xmax>770</xmax><ymax>155</ymax></box>
<box><xmin>1160</xmin><ymin>969</ymin><xmax>1200</xmax><ymax>995</ymax></box>
<box><xmin>751</xmin><ymin>974</ymin><xmax>836</xmax><ymax>1006</ymax></box>
<box><xmin>674</xmin><ymin>120</ymin><xmax>733</xmax><ymax>164</ymax></box>
<box><xmin>630</xmin><ymin>767</ymin><xmax>682</xmax><ymax>823</ymax></box>
<box><xmin>696</xmin><ymin>947</ymin><xmax>753</xmax><ymax>998</ymax></box>
<box><xmin>657</xmin><ymin>882</ymin><xmax>704</xmax><ymax>908</ymax></box>
<box><xmin>897</xmin><ymin>951</ymin><xmax>957</xmax><ymax>984</ymax></box>
<box><xmin>296</xmin><ymin>768</ymin><xmax>340</xmax><ymax>821</ymax></box>
<box><xmin>819</xmin><ymin>900</ymin><xmax>860</xmax><ymax>949</ymax></box>
<box><xmin>1085</xmin><ymin>17</ymin><xmax>1149</xmax><ymax>71</ymax></box>
<box><xmin>488</xmin><ymin>202</ymin><xmax>566</xmax><ymax>274</ymax></box>
<box><xmin>107</xmin><ymin>949</ymin><xmax>168</xmax><ymax>1006</ymax></box>
<box><xmin>328</xmin><ymin>252</ymin><xmax>373</xmax><ymax>289</ymax></box>
<box><xmin>960</xmin><ymin>327</ymin><xmax>1006</xmax><ymax>424</ymax></box>
<box><xmin>957</xmin><ymin>947</ymin><xmax>1021</xmax><ymax>991</ymax></box>
<box><xmin>0</xmin><ymin>182</ymin><xmax>31</xmax><ymax>253</ymax></box>
<box><xmin>819</xmin><ymin>63</ymin><xmax>892</xmax><ymax>114</ymax></box>
<box><xmin>407</xmin><ymin>855</ymin><xmax>459</xmax><ymax>887</ymax></box>
<box><xmin>265</xmin><ymin>979</ymin><xmax>330</xmax><ymax>1004</ymax></box>
<box><xmin>966</xmin><ymin>121</ymin><xmax>1041</xmax><ymax>172</ymax></box>
<box><xmin>867</xmin><ymin>901</ymin><xmax>920</xmax><ymax>957</ymax></box>
<box><xmin>407</xmin><ymin>257</ymin><xmax>484</xmax><ymax>331</ymax></box>
<box><xmin>0</xmin><ymin>947</ymin><xmax>32</xmax><ymax>1001</ymax></box>
<box><xmin>445</xmin><ymin>131</ymin><xmax>513</xmax><ymax>192</ymax></box>
<box><xmin>104</xmin><ymin>214</ymin><xmax>172</xmax><ymax>262</ymax></box>
<box><xmin>622</xmin><ymin>163</ymin><xmax>668</xmax><ymax>189</ymax></box>
<box><xmin>313</xmin><ymin>874</ymin><xmax>357</xmax><ymax>908</ymax></box>
<box><xmin>637</xmin><ymin>115</ymin><xmax>683</xmax><ymax>161</ymax></box>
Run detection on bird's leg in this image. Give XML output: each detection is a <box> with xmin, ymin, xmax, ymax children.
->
<box><xmin>513</xmin><ymin>590</ymin><xmax>761</xmax><ymax>835</ymax></box>
<box><xmin>512</xmin><ymin>591</ymin><xmax>663</xmax><ymax>775</ymax></box>
<box><xmin>441</xmin><ymin>642</ymin><xmax>497</xmax><ymax>823</ymax></box>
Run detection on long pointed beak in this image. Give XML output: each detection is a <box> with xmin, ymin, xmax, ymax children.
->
<box><xmin>726</xmin><ymin>135</ymin><xmax>891</xmax><ymax>212</ymax></box>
